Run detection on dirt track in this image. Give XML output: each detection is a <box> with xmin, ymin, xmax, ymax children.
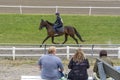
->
<box><xmin>1</xmin><ymin>0</ymin><xmax>120</xmax><ymax>15</ymax></box>
<box><xmin>0</xmin><ymin>59</ymin><xmax>40</xmax><ymax>80</ymax></box>
<box><xmin>0</xmin><ymin>0</ymin><xmax>120</xmax><ymax>6</ymax></box>
<box><xmin>0</xmin><ymin>59</ymin><xmax>94</xmax><ymax>80</ymax></box>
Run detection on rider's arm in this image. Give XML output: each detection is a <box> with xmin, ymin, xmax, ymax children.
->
<box><xmin>57</xmin><ymin>16</ymin><xmax>63</xmax><ymax>27</ymax></box>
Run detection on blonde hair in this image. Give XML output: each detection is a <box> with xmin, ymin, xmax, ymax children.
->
<box><xmin>73</xmin><ymin>48</ymin><xmax>86</xmax><ymax>63</ymax></box>
<box><xmin>48</xmin><ymin>46</ymin><xmax>56</xmax><ymax>54</ymax></box>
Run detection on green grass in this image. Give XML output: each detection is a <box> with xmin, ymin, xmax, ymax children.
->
<box><xmin>0</xmin><ymin>14</ymin><xmax>120</xmax><ymax>44</ymax></box>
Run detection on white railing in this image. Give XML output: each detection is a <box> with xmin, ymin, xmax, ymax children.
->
<box><xmin>0</xmin><ymin>46</ymin><xmax>120</xmax><ymax>60</ymax></box>
<box><xmin>1</xmin><ymin>5</ymin><xmax>120</xmax><ymax>15</ymax></box>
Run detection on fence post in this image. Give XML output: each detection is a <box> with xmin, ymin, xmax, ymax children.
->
<box><xmin>55</xmin><ymin>6</ymin><xmax>58</xmax><ymax>13</ymax></box>
<box><xmin>89</xmin><ymin>6</ymin><xmax>92</xmax><ymax>16</ymax></box>
<box><xmin>66</xmin><ymin>46</ymin><xmax>70</xmax><ymax>60</ymax></box>
<box><xmin>118</xmin><ymin>47</ymin><xmax>120</xmax><ymax>58</ymax></box>
<box><xmin>12</xmin><ymin>47</ymin><xmax>16</xmax><ymax>60</ymax></box>
<box><xmin>44</xmin><ymin>44</ymin><xmax>47</xmax><ymax>54</ymax></box>
<box><xmin>91</xmin><ymin>44</ymin><xmax>94</xmax><ymax>57</ymax></box>
<box><xmin>20</xmin><ymin>5</ymin><xmax>22</xmax><ymax>14</ymax></box>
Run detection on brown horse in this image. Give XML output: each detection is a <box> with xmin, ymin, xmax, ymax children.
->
<box><xmin>39</xmin><ymin>19</ymin><xmax>85</xmax><ymax>45</ymax></box>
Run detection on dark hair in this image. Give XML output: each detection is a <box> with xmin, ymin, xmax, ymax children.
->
<box><xmin>55</xmin><ymin>12</ymin><xmax>60</xmax><ymax>15</ymax></box>
<box><xmin>99</xmin><ymin>50</ymin><xmax>107</xmax><ymax>57</ymax></box>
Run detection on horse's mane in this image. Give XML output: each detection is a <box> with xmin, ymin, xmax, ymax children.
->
<box><xmin>46</xmin><ymin>20</ymin><xmax>54</xmax><ymax>26</ymax></box>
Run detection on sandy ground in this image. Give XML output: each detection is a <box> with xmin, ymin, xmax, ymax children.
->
<box><xmin>0</xmin><ymin>61</ymin><xmax>40</xmax><ymax>80</ymax></box>
<box><xmin>0</xmin><ymin>59</ymin><xmax>94</xmax><ymax>80</ymax></box>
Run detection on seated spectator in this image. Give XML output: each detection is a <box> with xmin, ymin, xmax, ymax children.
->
<box><xmin>93</xmin><ymin>50</ymin><xmax>113</xmax><ymax>80</ymax></box>
<box><xmin>68</xmin><ymin>48</ymin><xmax>90</xmax><ymax>80</ymax></box>
<box><xmin>38</xmin><ymin>46</ymin><xmax>64</xmax><ymax>80</ymax></box>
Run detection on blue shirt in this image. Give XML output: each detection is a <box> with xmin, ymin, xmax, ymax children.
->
<box><xmin>38</xmin><ymin>54</ymin><xmax>64</xmax><ymax>80</ymax></box>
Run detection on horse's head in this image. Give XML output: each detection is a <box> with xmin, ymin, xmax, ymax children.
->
<box><xmin>39</xmin><ymin>19</ymin><xmax>47</xmax><ymax>30</ymax></box>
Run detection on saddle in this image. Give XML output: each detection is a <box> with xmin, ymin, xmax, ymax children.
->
<box><xmin>54</xmin><ymin>27</ymin><xmax>64</xmax><ymax>35</ymax></box>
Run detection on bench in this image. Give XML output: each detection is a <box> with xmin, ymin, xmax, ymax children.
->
<box><xmin>21</xmin><ymin>76</ymin><xmax>42</xmax><ymax>80</ymax></box>
<box><xmin>97</xmin><ymin>58</ymin><xmax>120</xmax><ymax>80</ymax></box>
<box><xmin>21</xmin><ymin>76</ymin><xmax>93</xmax><ymax>80</ymax></box>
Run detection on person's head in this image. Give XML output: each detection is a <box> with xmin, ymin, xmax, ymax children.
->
<box><xmin>73</xmin><ymin>48</ymin><xmax>86</xmax><ymax>62</ymax></box>
<box><xmin>48</xmin><ymin>46</ymin><xmax>56</xmax><ymax>55</ymax></box>
<box><xmin>55</xmin><ymin>12</ymin><xmax>60</xmax><ymax>16</ymax></box>
<box><xmin>99</xmin><ymin>50</ymin><xmax>107</xmax><ymax>58</ymax></box>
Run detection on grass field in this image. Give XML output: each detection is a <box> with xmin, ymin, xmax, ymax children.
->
<box><xmin>0</xmin><ymin>14</ymin><xmax>120</xmax><ymax>44</ymax></box>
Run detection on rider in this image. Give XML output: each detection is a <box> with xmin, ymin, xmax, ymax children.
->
<box><xmin>54</xmin><ymin>12</ymin><xmax>64</xmax><ymax>33</ymax></box>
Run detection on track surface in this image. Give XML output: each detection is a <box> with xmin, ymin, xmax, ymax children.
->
<box><xmin>0</xmin><ymin>0</ymin><xmax>120</xmax><ymax>15</ymax></box>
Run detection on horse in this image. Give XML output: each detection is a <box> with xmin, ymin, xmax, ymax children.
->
<box><xmin>39</xmin><ymin>19</ymin><xmax>85</xmax><ymax>45</ymax></box>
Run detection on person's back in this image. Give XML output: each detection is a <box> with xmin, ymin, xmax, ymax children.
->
<box><xmin>68</xmin><ymin>49</ymin><xmax>90</xmax><ymax>80</ymax></box>
<box><xmin>68</xmin><ymin>58</ymin><xmax>89</xmax><ymax>80</ymax></box>
<box><xmin>38</xmin><ymin>46</ymin><xmax>64</xmax><ymax>80</ymax></box>
<box><xmin>100</xmin><ymin>56</ymin><xmax>113</xmax><ymax>66</ymax></box>
<box><xmin>40</xmin><ymin>54</ymin><xmax>62</xmax><ymax>79</ymax></box>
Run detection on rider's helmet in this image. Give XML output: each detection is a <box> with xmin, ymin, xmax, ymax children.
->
<box><xmin>55</xmin><ymin>12</ymin><xmax>60</xmax><ymax>15</ymax></box>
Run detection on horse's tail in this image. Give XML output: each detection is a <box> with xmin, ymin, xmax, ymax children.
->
<box><xmin>73</xmin><ymin>27</ymin><xmax>85</xmax><ymax>42</ymax></box>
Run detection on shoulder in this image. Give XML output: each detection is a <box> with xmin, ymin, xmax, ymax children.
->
<box><xmin>47</xmin><ymin>55</ymin><xmax>61</xmax><ymax>61</ymax></box>
<box><xmin>40</xmin><ymin>54</ymin><xmax>49</xmax><ymax>59</ymax></box>
<box><xmin>101</xmin><ymin>57</ymin><xmax>111</xmax><ymax>61</ymax></box>
<box><xmin>69</xmin><ymin>58</ymin><xmax>73</xmax><ymax>61</ymax></box>
<box><xmin>101</xmin><ymin>57</ymin><xmax>113</xmax><ymax>64</ymax></box>
<box><xmin>69</xmin><ymin>58</ymin><xmax>74</xmax><ymax>63</ymax></box>
<box><xmin>84</xmin><ymin>58</ymin><xmax>89</xmax><ymax>62</ymax></box>
<box><xmin>53</xmin><ymin>56</ymin><xmax>62</xmax><ymax>65</ymax></box>
<box><xmin>57</xmin><ymin>16</ymin><xmax>61</xmax><ymax>19</ymax></box>
<box><xmin>85</xmin><ymin>58</ymin><xmax>88</xmax><ymax>61</ymax></box>
<box><xmin>54</xmin><ymin>56</ymin><xmax>61</xmax><ymax>61</ymax></box>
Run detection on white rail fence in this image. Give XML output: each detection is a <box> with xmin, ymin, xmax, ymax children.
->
<box><xmin>0</xmin><ymin>46</ymin><xmax>120</xmax><ymax>60</ymax></box>
<box><xmin>1</xmin><ymin>5</ymin><xmax>120</xmax><ymax>15</ymax></box>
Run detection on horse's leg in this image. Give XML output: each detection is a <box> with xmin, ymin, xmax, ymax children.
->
<box><xmin>40</xmin><ymin>36</ymin><xmax>50</xmax><ymax>47</ymax></box>
<box><xmin>51</xmin><ymin>37</ymin><xmax>59</xmax><ymax>44</ymax></box>
<box><xmin>62</xmin><ymin>34</ymin><xmax>68</xmax><ymax>44</ymax></box>
<box><xmin>70</xmin><ymin>35</ymin><xmax>79</xmax><ymax>44</ymax></box>
<box><xmin>51</xmin><ymin>34</ymin><xmax>63</xmax><ymax>44</ymax></box>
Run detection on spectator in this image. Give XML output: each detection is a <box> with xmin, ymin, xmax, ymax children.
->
<box><xmin>68</xmin><ymin>48</ymin><xmax>90</xmax><ymax>80</ymax></box>
<box><xmin>93</xmin><ymin>50</ymin><xmax>113</xmax><ymax>80</ymax></box>
<box><xmin>38</xmin><ymin>46</ymin><xmax>64</xmax><ymax>80</ymax></box>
